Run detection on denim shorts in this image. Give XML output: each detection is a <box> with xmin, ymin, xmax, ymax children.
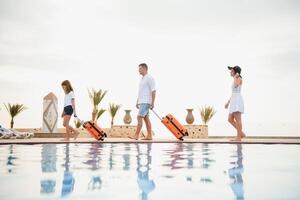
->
<box><xmin>138</xmin><ymin>103</ymin><xmax>150</xmax><ymax>117</ymax></box>
<box><xmin>63</xmin><ymin>105</ymin><xmax>73</xmax><ymax>116</ymax></box>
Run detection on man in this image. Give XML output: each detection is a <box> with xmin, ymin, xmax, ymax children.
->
<box><xmin>129</xmin><ymin>63</ymin><xmax>156</xmax><ymax>140</ymax></box>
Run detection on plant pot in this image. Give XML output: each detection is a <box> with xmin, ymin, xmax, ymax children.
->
<box><xmin>123</xmin><ymin>110</ymin><xmax>132</xmax><ymax>125</ymax></box>
<box><xmin>185</xmin><ymin>109</ymin><xmax>194</xmax><ymax>125</ymax></box>
<box><xmin>92</xmin><ymin>112</ymin><xmax>96</xmax><ymax>122</ymax></box>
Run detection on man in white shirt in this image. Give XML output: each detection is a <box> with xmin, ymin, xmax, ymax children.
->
<box><xmin>129</xmin><ymin>63</ymin><xmax>156</xmax><ymax>140</ymax></box>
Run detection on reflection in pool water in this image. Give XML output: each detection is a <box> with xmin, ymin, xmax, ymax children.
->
<box><xmin>41</xmin><ymin>144</ymin><xmax>57</xmax><ymax>194</ymax></box>
<box><xmin>136</xmin><ymin>144</ymin><xmax>155</xmax><ymax>200</ymax></box>
<box><xmin>0</xmin><ymin>143</ymin><xmax>299</xmax><ymax>199</ymax></box>
<box><xmin>61</xmin><ymin>144</ymin><xmax>75</xmax><ymax>197</ymax></box>
<box><xmin>228</xmin><ymin>144</ymin><xmax>244</xmax><ymax>200</ymax></box>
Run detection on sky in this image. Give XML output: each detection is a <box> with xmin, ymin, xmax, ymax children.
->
<box><xmin>0</xmin><ymin>0</ymin><xmax>300</xmax><ymax>137</ymax></box>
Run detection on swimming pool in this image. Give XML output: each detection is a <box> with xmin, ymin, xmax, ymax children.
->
<box><xmin>0</xmin><ymin>143</ymin><xmax>299</xmax><ymax>200</ymax></box>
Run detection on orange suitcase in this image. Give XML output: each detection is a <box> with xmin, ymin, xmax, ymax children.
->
<box><xmin>75</xmin><ymin>117</ymin><xmax>107</xmax><ymax>141</ymax></box>
<box><xmin>152</xmin><ymin>110</ymin><xmax>188</xmax><ymax>141</ymax></box>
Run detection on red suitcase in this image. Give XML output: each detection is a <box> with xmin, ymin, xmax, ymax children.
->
<box><xmin>152</xmin><ymin>110</ymin><xmax>188</xmax><ymax>141</ymax></box>
<box><xmin>75</xmin><ymin>117</ymin><xmax>107</xmax><ymax>141</ymax></box>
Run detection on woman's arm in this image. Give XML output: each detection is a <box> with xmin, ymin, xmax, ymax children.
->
<box><xmin>233</xmin><ymin>73</ymin><xmax>241</xmax><ymax>87</ymax></box>
<box><xmin>71</xmin><ymin>99</ymin><xmax>76</xmax><ymax>116</ymax></box>
<box><xmin>225</xmin><ymin>98</ymin><xmax>230</xmax><ymax>109</ymax></box>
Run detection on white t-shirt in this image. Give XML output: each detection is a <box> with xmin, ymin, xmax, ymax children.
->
<box><xmin>64</xmin><ymin>91</ymin><xmax>75</xmax><ymax>107</ymax></box>
<box><xmin>138</xmin><ymin>74</ymin><xmax>156</xmax><ymax>104</ymax></box>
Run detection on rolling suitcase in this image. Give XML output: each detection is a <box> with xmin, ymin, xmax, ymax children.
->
<box><xmin>152</xmin><ymin>110</ymin><xmax>188</xmax><ymax>141</ymax></box>
<box><xmin>75</xmin><ymin>116</ymin><xmax>107</xmax><ymax>141</ymax></box>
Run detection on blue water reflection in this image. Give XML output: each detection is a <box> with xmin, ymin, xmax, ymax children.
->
<box><xmin>6</xmin><ymin>145</ymin><xmax>17</xmax><ymax>173</ymax></box>
<box><xmin>0</xmin><ymin>143</ymin><xmax>299</xmax><ymax>200</ymax></box>
<box><xmin>40</xmin><ymin>144</ymin><xmax>57</xmax><ymax>194</ymax></box>
<box><xmin>228</xmin><ymin>144</ymin><xmax>244</xmax><ymax>200</ymax></box>
<box><xmin>61</xmin><ymin>144</ymin><xmax>75</xmax><ymax>197</ymax></box>
<box><xmin>136</xmin><ymin>144</ymin><xmax>155</xmax><ymax>200</ymax></box>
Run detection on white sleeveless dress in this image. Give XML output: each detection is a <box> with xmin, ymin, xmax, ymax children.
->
<box><xmin>229</xmin><ymin>84</ymin><xmax>244</xmax><ymax>114</ymax></box>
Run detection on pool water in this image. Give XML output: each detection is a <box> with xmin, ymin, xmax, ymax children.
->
<box><xmin>0</xmin><ymin>143</ymin><xmax>299</xmax><ymax>200</ymax></box>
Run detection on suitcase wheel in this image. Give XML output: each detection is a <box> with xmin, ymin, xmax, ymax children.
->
<box><xmin>185</xmin><ymin>132</ymin><xmax>189</xmax><ymax>136</ymax></box>
<box><xmin>179</xmin><ymin>137</ymin><xmax>184</xmax><ymax>141</ymax></box>
<box><xmin>104</xmin><ymin>133</ymin><xmax>107</xmax><ymax>137</ymax></box>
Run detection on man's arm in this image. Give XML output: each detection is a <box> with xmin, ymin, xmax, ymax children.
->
<box><xmin>150</xmin><ymin>90</ymin><xmax>156</xmax><ymax>109</ymax></box>
<box><xmin>136</xmin><ymin>98</ymin><xmax>139</xmax><ymax>109</ymax></box>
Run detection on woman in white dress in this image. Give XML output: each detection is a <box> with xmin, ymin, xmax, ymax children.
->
<box><xmin>225</xmin><ymin>66</ymin><xmax>246</xmax><ymax>141</ymax></box>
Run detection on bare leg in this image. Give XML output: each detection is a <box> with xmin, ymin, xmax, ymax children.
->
<box><xmin>228</xmin><ymin>114</ymin><xmax>237</xmax><ymax>128</ymax></box>
<box><xmin>63</xmin><ymin>115</ymin><xmax>71</xmax><ymax>141</ymax></box>
<box><xmin>231</xmin><ymin>112</ymin><xmax>243</xmax><ymax>141</ymax></box>
<box><xmin>228</xmin><ymin>113</ymin><xmax>246</xmax><ymax>138</ymax></box>
<box><xmin>143</xmin><ymin>116</ymin><xmax>152</xmax><ymax>140</ymax></box>
<box><xmin>129</xmin><ymin>116</ymin><xmax>143</xmax><ymax>140</ymax></box>
<box><xmin>69</xmin><ymin>124</ymin><xmax>79</xmax><ymax>140</ymax></box>
<box><xmin>63</xmin><ymin>115</ymin><xmax>79</xmax><ymax>140</ymax></box>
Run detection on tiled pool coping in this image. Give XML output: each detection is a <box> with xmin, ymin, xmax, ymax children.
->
<box><xmin>0</xmin><ymin>137</ymin><xmax>299</xmax><ymax>145</ymax></box>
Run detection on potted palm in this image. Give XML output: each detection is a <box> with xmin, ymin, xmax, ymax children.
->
<box><xmin>199</xmin><ymin>106</ymin><xmax>216</xmax><ymax>125</ymax></box>
<box><xmin>95</xmin><ymin>109</ymin><xmax>106</xmax><ymax>122</ymax></box>
<box><xmin>108</xmin><ymin>103</ymin><xmax>121</xmax><ymax>128</ymax></box>
<box><xmin>74</xmin><ymin>119</ymin><xmax>82</xmax><ymax>129</ymax></box>
<box><xmin>4</xmin><ymin>103</ymin><xmax>27</xmax><ymax>128</ymax></box>
<box><xmin>88</xmin><ymin>88</ymin><xmax>108</xmax><ymax>121</ymax></box>
<box><xmin>74</xmin><ymin>118</ymin><xmax>84</xmax><ymax>133</ymax></box>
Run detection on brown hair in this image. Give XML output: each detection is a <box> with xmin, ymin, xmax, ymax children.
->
<box><xmin>139</xmin><ymin>63</ymin><xmax>148</xmax><ymax>70</ymax></box>
<box><xmin>61</xmin><ymin>80</ymin><xmax>74</xmax><ymax>94</ymax></box>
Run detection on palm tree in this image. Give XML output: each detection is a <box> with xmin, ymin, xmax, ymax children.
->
<box><xmin>88</xmin><ymin>88</ymin><xmax>108</xmax><ymax>121</ymax></box>
<box><xmin>95</xmin><ymin>108</ymin><xmax>106</xmax><ymax>122</ymax></box>
<box><xmin>4</xmin><ymin>103</ymin><xmax>27</xmax><ymax>128</ymax></box>
<box><xmin>108</xmin><ymin>103</ymin><xmax>121</xmax><ymax>128</ymax></box>
<box><xmin>200</xmin><ymin>106</ymin><xmax>216</xmax><ymax>125</ymax></box>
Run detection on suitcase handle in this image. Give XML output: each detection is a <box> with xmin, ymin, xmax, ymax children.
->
<box><xmin>74</xmin><ymin>116</ymin><xmax>84</xmax><ymax>126</ymax></box>
<box><xmin>151</xmin><ymin>110</ymin><xmax>162</xmax><ymax>121</ymax></box>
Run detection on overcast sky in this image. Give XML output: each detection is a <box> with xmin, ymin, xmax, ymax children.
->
<box><xmin>0</xmin><ymin>0</ymin><xmax>300</xmax><ymax>137</ymax></box>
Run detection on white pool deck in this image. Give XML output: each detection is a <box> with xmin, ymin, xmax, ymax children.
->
<box><xmin>0</xmin><ymin>137</ymin><xmax>299</xmax><ymax>145</ymax></box>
